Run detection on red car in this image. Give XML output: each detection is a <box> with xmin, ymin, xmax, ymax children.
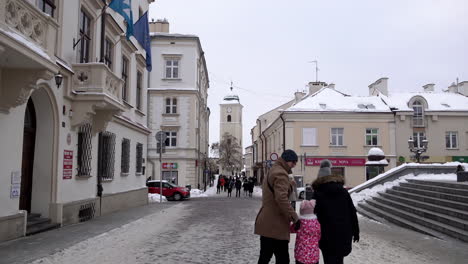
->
<box><xmin>147</xmin><ymin>180</ymin><xmax>190</xmax><ymax>201</ymax></box>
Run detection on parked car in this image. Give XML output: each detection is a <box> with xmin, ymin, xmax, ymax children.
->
<box><xmin>147</xmin><ymin>180</ymin><xmax>190</xmax><ymax>201</ymax></box>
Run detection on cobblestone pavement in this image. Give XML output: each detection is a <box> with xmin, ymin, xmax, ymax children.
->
<box><xmin>2</xmin><ymin>193</ymin><xmax>468</xmax><ymax>264</ymax></box>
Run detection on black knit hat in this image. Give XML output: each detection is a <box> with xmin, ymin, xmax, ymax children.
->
<box><xmin>281</xmin><ymin>149</ymin><xmax>298</xmax><ymax>162</ymax></box>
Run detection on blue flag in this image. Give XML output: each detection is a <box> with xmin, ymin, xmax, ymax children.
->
<box><xmin>108</xmin><ymin>0</ymin><xmax>133</xmax><ymax>39</ymax></box>
<box><xmin>133</xmin><ymin>11</ymin><xmax>152</xmax><ymax>71</ymax></box>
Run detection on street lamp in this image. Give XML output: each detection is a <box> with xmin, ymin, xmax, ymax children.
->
<box><xmin>408</xmin><ymin>136</ymin><xmax>429</xmax><ymax>163</ymax></box>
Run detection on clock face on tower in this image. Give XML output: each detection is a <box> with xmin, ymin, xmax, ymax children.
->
<box><xmin>227</xmin><ymin>107</ymin><xmax>232</xmax><ymax>113</ymax></box>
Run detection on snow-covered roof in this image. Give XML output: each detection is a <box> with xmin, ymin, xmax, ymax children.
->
<box><xmin>150</xmin><ymin>32</ymin><xmax>199</xmax><ymax>38</ymax></box>
<box><xmin>220</xmin><ymin>94</ymin><xmax>241</xmax><ymax>105</ymax></box>
<box><xmin>381</xmin><ymin>92</ymin><xmax>468</xmax><ymax>111</ymax></box>
<box><xmin>286</xmin><ymin>88</ymin><xmax>391</xmax><ymax>112</ymax></box>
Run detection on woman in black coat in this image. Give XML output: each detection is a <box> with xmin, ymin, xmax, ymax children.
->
<box><xmin>312</xmin><ymin>160</ymin><xmax>359</xmax><ymax>264</ymax></box>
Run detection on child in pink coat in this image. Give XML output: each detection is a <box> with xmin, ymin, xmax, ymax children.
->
<box><xmin>290</xmin><ymin>200</ymin><xmax>321</xmax><ymax>264</ymax></box>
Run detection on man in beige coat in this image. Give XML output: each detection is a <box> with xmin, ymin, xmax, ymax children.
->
<box><xmin>255</xmin><ymin>149</ymin><xmax>300</xmax><ymax>264</ymax></box>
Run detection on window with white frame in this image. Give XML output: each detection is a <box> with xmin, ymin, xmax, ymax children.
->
<box><xmin>412</xmin><ymin>100</ymin><xmax>424</xmax><ymax>127</ymax></box>
<box><xmin>446</xmin><ymin>131</ymin><xmax>458</xmax><ymax>149</ymax></box>
<box><xmin>302</xmin><ymin>128</ymin><xmax>317</xmax><ymax>146</ymax></box>
<box><xmin>104</xmin><ymin>38</ymin><xmax>113</xmax><ymax>69</ymax></box>
<box><xmin>413</xmin><ymin>132</ymin><xmax>426</xmax><ymax>148</ymax></box>
<box><xmin>165</xmin><ymin>58</ymin><xmax>179</xmax><ymax>79</ymax></box>
<box><xmin>365</xmin><ymin>128</ymin><xmax>379</xmax><ymax>146</ymax></box>
<box><xmin>165</xmin><ymin>98</ymin><xmax>177</xmax><ymax>114</ymax></box>
<box><xmin>331</xmin><ymin>128</ymin><xmax>344</xmax><ymax>146</ymax></box>
<box><xmin>38</xmin><ymin>0</ymin><xmax>56</xmax><ymax>17</ymax></box>
<box><xmin>165</xmin><ymin>131</ymin><xmax>177</xmax><ymax>147</ymax></box>
<box><xmin>78</xmin><ymin>9</ymin><xmax>91</xmax><ymax>63</ymax></box>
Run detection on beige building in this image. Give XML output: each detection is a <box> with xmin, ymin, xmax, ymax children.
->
<box><xmin>251</xmin><ymin>79</ymin><xmax>468</xmax><ymax>188</ymax></box>
<box><xmin>147</xmin><ymin>20</ymin><xmax>210</xmax><ymax>189</ymax></box>
<box><xmin>0</xmin><ymin>0</ymin><xmax>154</xmax><ymax>242</ymax></box>
<box><xmin>243</xmin><ymin>145</ymin><xmax>253</xmax><ymax>177</ymax></box>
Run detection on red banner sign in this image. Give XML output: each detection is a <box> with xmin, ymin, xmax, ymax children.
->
<box><xmin>162</xmin><ymin>163</ymin><xmax>178</xmax><ymax>169</ymax></box>
<box><xmin>305</xmin><ymin>157</ymin><xmax>366</xmax><ymax>167</ymax></box>
<box><xmin>63</xmin><ymin>150</ymin><xmax>73</xmax><ymax>179</ymax></box>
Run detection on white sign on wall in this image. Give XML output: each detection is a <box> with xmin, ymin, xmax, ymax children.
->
<box><xmin>11</xmin><ymin>171</ymin><xmax>21</xmax><ymax>184</ymax></box>
<box><xmin>10</xmin><ymin>184</ymin><xmax>20</xmax><ymax>198</ymax></box>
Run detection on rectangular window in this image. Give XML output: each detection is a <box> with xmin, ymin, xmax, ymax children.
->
<box><xmin>98</xmin><ymin>131</ymin><xmax>116</xmax><ymax>181</ymax></box>
<box><xmin>165</xmin><ymin>98</ymin><xmax>177</xmax><ymax>114</ymax></box>
<box><xmin>104</xmin><ymin>38</ymin><xmax>113</xmax><ymax>69</ymax></box>
<box><xmin>165</xmin><ymin>59</ymin><xmax>179</xmax><ymax>79</ymax></box>
<box><xmin>121</xmin><ymin>138</ymin><xmax>130</xmax><ymax>174</ymax></box>
<box><xmin>446</xmin><ymin>131</ymin><xmax>458</xmax><ymax>149</ymax></box>
<box><xmin>38</xmin><ymin>0</ymin><xmax>56</xmax><ymax>17</ymax></box>
<box><xmin>302</xmin><ymin>128</ymin><xmax>317</xmax><ymax>146</ymax></box>
<box><xmin>165</xmin><ymin>132</ymin><xmax>177</xmax><ymax>147</ymax></box>
<box><xmin>122</xmin><ymin>57</ymin><xmax>129</xmax><ymax>102</ymax></box>
<box><xmin>413</xmin><ymin>132</ymin><xmax>426</xmax><ymax>148</ymax></box>
<box><xmin>77</xmin><ymin>123</ymin><xmax>92</xmax><ymax>176</ymax></box>
<box><xmin>78</xmin><ymin>9</ymin><xmax>91</xmax><ymax>63</ymax></box>
<box><xmin>136</xmin><ymin>71</ymin><xmax>142</xmax><ymax>110</ymax></box>
<box><xmin>331</xmin><ymin>128</ymin><xmax>344</xmax><ymax>146</ymax></box>
<box><xmin>365</xmin><ymin>128</ymin><xmax>379</xmax><ymax>146</ymax></box>
<box><xmin>136</xmin><ymin>143</ymin><xmax>143</xmax><ymax>174</ymax></box>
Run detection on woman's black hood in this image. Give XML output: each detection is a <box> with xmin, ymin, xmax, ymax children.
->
<box><xmin>312</xmin><ymin>175</ymin><xmax>345</xmax><ymax>194</ymax></box>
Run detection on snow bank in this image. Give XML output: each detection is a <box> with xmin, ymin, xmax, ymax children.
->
<box><xmin>351</xmin><ymin>173</ymin><xmax>457</xmax><ymax>206</ymax></box>
<box><xmin>190</xmin><ymin>189</ymin><xmax>208</xmax><ymax>198</ymax></box>
<box><xmin>148</xmin><ymin>193</ymin><xmax>167</xmax><ymax>203</ymax></box>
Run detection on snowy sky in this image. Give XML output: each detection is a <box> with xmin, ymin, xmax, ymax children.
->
<box><xmin>148</xmin><ymin>0</ymin><xmax>468</xmax><ymax>150</ymax></box>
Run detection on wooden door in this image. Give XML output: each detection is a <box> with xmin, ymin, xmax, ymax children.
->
<box><xmin>20</xmin><ymin>99</ymin><xmax>36</xmax><ymax>212</ymax></box>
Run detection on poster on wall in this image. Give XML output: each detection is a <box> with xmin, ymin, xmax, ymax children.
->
<box><xmin>63</xmin><ymin>150</ymin><xmax>73</xmax><ymax>179</ymax></box>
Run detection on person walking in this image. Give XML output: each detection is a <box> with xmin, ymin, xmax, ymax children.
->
<box><xmin>220</xmin><ymin>176</ymin><xmax>226</xmax><ymax>193</ymax></box>
<box><xmin>235</xmin><ymin>178</ymin><xmax>242</xmax><ymax>197</ymax></box>
<box><xmin>216</xmin><ymin>177</ymin><xmax>222</xmax><ymax>194</ymax></box>
<box><xmin>290</xmin><ymin>200</ymin><xmax>321</xmax><ymax>264</ymax></box>
<box><xmin>254</xmin><ymin>149</ymin><xmax>301</xmax><ymax>264</ymax></box>
<box><xmin>312</xmin><ymin>160</ymin><xmax>359</xmax><ymax>264</ymax></box>
<box><xmin>227</xmin><ymin>177</ymin><xmax>234</xmax><ymax>197</ymax></box>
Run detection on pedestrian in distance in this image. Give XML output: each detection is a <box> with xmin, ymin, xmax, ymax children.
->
<box><xmin>227</xmin><ymin>178</ymin><xmax>234</xmax><ymax>197</ymax></box>
<box><xmin>290</xmin><ymin>200</ymin><xmax>321</xmax><ymax>264</ymax></box>
<box><xmin>312</xmin><ymin>159</ymin><xmax>359</xmax><ymax>264</ymax></box>
<box><xmin>243</xmin><ymin>180</ymin><xmax>249</xmax><ymax>196</ymax></box>
<box><xmin>255</xmin><ymin>149</ymin><xmax>301</xmax><ymax>264</ymax></box>
<box><xmin>235</xmin><ymin>178</ymin><xmax>242</xmax><ymax>197</ymax></box>
<box><xmin>220</xmin><ymin>176</ymin><xmax>226</xmax><ymax>193</ymax></box>
<box><xmin>248</xmin><ymin>180</ymin><xmax>254</xmax><ymax>197</ymax></box>
<box><xmin>216</xmin><ymin>177</ymin><xmax>222</xmax><ymax>194</ymax></box>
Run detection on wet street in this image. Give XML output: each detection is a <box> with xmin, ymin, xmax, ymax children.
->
<box><xmin>1</xmin><ymin>193</ymin><xmax>468</xmax><ymax>264</ymax></box>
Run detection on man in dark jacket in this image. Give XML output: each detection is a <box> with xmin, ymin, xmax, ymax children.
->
<box><xmin>312</xmin><ymin>159</ymin><xmax>359</xmax><ymax>264</ymax></box>
<box><xmin>255</xmin><ymin>149</ymin><xmax>300</xmax><ymax>264</ymax></box>
<box><xmin>235</xmin><ymin>178</ymin><xmax>242</xmax><ymax>197</ymax></box>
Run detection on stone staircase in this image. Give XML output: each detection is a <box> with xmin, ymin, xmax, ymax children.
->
<box><xmin>358</xmin><ymin>179</ymin><xmax>468</xmax><ymax>242</ymax></box>
<box><xmin>26</xmin><ymin>213</ymin><xmax>60</xmax><ymax>236</ymax></box>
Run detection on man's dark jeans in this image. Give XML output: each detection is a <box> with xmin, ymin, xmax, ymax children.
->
<box><xmin>258</xmin><ymin>236</ymin><xmax>290</xmax><ymax>264</ymax></box>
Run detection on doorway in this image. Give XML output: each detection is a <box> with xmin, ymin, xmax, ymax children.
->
<box><xmin>20</xmin><ymin>99</ymin><xmax>36</xmax><ymax>212</ymax></box>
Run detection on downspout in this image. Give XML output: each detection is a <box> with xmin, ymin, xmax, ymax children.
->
<box><xmin>280</xmin><ymin>113</ymin><xmax>285</xmax><ymax>152</ymax></box>
<box><xmin>99</xmin><ymin>0</ymin><xmax>107</xmax><ymax>63</ymax></box>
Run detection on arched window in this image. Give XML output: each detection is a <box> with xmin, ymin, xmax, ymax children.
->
<box><xmin>227</xmin><ymin>115</ymin><xmax>231</xmax><ymax>122</ymax></box>
<box><xmin>412</xmin><ymin>100</ymin><xmax>424</xmax><ymax>127</ymax></box>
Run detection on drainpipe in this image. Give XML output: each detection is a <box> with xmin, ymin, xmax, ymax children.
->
<box><xmin>280</xmin><ymin>113</ymin><xmax>286</xmax><ymax>152</ymax></box>
<box><xmin>99</xmin><ymin>0</ymin><xmax>107</xmax><ymax>63</ymax></box>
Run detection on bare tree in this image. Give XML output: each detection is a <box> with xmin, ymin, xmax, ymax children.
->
<box><xmin>216</xmin><ymin>132</ymin><xmax>243</xmax><ymax>175</ymax></box>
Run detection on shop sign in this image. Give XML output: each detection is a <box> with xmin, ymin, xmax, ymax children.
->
<box><xmin>305</xmin><ymin>157</ymin><xmax>366</xmax><ymax>167</ymax></box>
<box><xmin>162</xmin><ymin>163</ymin><xmax>178</xmax><ymax>169</ymax></box>
<box><xmin>452</xmin><ymin>156</ymin><xmax>468</xmax><ymax>163</ymax></box>
<box><xmin>10</xmin><ymin>184</ymin><xmax>20</xmax><ymax>198</ymax></box>
<box><xmin>63</xmin><ymin>150</ymin><xmax>73</xmax><ymax>179</ymax></box>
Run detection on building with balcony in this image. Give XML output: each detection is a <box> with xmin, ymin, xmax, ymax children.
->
<box><xmin>0</xmin><ymin>0</ymin><xmax>154</xmax><ymax>242</ymax></box>
<box><xmin>147</xmin><ymin>20</ymin><xmax>210</xmax><ymax>189</ymax></box>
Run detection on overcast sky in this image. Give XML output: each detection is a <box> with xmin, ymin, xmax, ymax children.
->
<box><xmin>148</xmin><ymin>0</ymin><xmax>468</xmax><ymax>150</ymax></box>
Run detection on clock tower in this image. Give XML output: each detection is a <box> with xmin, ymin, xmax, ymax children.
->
<box><xmin>219</xmin><ymin>85</ymin><xmax>243</xmax><ymax>157</ymax></box>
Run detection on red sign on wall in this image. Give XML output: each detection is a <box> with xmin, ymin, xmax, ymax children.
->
<box><xmin>305</xmin><ymin>157</ymin><xmax>366</xmax><ymax>167</ymax></box>
<box><xmin>63</xmin><ymin>150</ymin><xmax>73</xmax><ymax>179</ymax></box>
<box><xmin>162</xmin><ymin>163</ymin><xmax>178</xmax><ymax>169</ymax></box>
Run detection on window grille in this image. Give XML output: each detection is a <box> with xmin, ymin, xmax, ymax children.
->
<box><xmin>136</xmin><ymin>143</ymin><xmax>143</xmax><ymax>174</ymax></box>
<box><xmin>121</xmin><ymin>138</ymin><xmax>130</xmax><ymax>174</ymax></box>
<box><xmin>78</xmin><ymin>202</ymin><xmax>95</xmax><ymax>222</ymax></box>
<box><xmin>77</xmin><ymin>123</ymin><xmax>92</xmax><ymax>176</ymax></box>
<box><xmin>98</xmin><ymin>131</ymin><xmax>116</xmax><ymax>181</ymax></box>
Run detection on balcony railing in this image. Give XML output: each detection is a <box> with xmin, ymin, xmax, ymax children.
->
<box><xmin>72</xmin><ymin>63</ymin><xmax>123</xmax><ymax>102</ymax></box>
<box><xmin>1</xmin><ymin>0</ymin><xmax>58</xmax><ymax>58</ymax></box>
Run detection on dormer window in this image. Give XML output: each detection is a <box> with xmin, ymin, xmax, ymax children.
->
<box><xmin>412</xmin><ymin>100</ymin><xmax>424</xmax><ymax>127</ymax></box>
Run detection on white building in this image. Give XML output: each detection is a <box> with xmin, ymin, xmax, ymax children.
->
<box><xmin>0</xmin><ymin>0</ymin><xmax>154</xmax><ymax>242</ymax></box>
<box><xmin>147</xmin><ymin>20</ymin><xmax>210</xmax><ymax>189</ymax></box>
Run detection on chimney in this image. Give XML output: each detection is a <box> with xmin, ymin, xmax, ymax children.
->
<box><xmin>149</xmin><ymin>18</ymin><xmax>169</xmax><ymax>33</ymax></box>
<box><xmin>368</xmin><ymin>77</ymin><xmax>388</xmax><ymax>96</ymax></box>
<box><xmin>422</xmin><ymin>83</ymin><xmax>435</xmax><ymax>92</ymax></box>
<box><xmin>308</xmin><ymin>81</ymin><xmax>327</xmax><ymax>95</ymax></box>
<box><xmin>327</xmin><ymin>83</ymin><xmax>335</xmax><ymax>90</ymax></box>
<box><xmin>447</xmin><ymin>82</ymin><xmax>458</xmax><ymax>93</ymax></box>
<box><xmin>294</xmin><ymin>91</ymin><xmax>306</xmax><ymax>103</ymax></box>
